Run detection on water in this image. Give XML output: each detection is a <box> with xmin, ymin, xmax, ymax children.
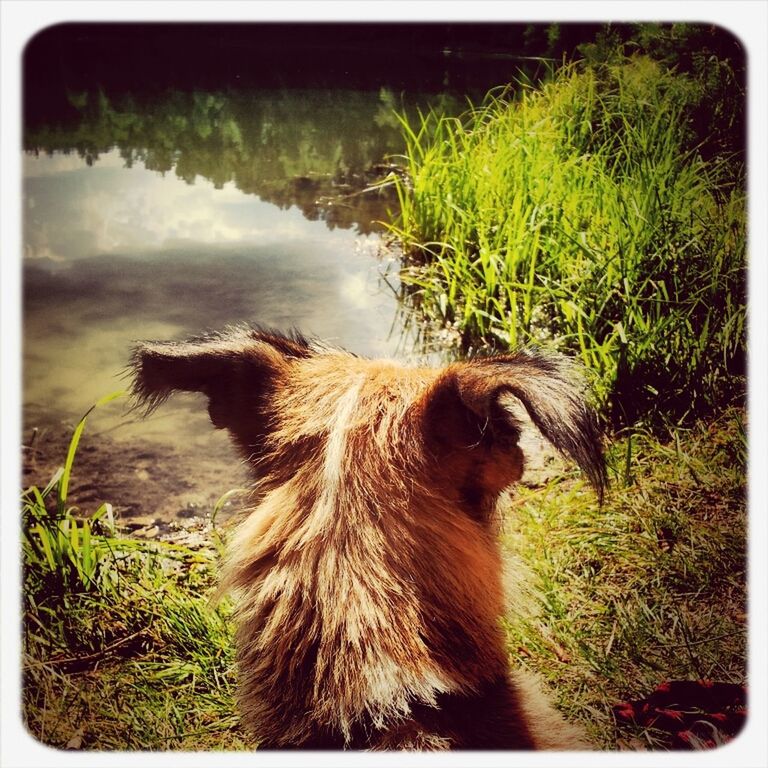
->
<box><xmin>22</xmin><ymin>86</ymin><xmax>418</xmax><ymax>446</ymax></box>
<box><xmin>23</xmin><ymin>148</ymin><xmax>401</xmax><ymax>442</ymax></box>
<box><xmin>21</xmin><ymin>24</ymin><xmax>542</xmax><ymax>524</ymax></box>
<box><xmin>21</xmin><ymin>84</ymin><xmax>452</xmax><ymax>526</ymax></box>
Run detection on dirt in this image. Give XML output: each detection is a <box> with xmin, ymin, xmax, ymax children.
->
<box><xmin>21</xmin><ymin>416</ymin><xmax>250</xmax><ymax>543</ymax></box>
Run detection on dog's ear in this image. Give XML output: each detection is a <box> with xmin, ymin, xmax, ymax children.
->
<box><xmin>130</xmin><ymin>326</ymin><xmax>311</xmax><ymax>446</ymax></box>
<box><xmin>424</xmin><ymin>351</ymin><xmax>606</xmax><ymax>502</ymax></box>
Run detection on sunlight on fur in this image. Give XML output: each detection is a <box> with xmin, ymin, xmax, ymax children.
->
<box><xmin>130</xmin><ymin>324</ymin><xmax>606</xmax><ymax>750</ymax></box>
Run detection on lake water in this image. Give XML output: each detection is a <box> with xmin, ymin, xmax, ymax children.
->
<box><xmin>21</xmin><ymin>24</ymin><xmax>545</xmax><ymax>525</ymax></box>
<box><xmin>22</xmin><ymin>87</ymin><xmax>426</xmax><ymax>449</ymax></box>
<box><xmin>24</xmin><ymin>154</ymin><xmax>399</xmax><ymax>441</ymax></box>
<box><xmin>21</xmin><ymin>85</ymin><xmax>461</xmax><ymax>529</ymax></box>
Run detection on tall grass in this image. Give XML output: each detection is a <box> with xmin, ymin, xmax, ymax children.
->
<box><xmin>22</xmin><ymin>392</ymin><xmax>125</xmax><ymax>598</ymax></box>
<box><xmin>22</xmin><ymin>399</ymin><xmax>244</xmax><ymax>750</ymax></box>
<box><xmin>387</xmin><ymin>56</ymin><xmax>746</xmax><ymax>428</ymax></box>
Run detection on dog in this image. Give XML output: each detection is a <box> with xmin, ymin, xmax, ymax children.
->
<box><xmin>130</xmin><ymin>325</ymin><xmax>606</xmax><ymax>749</ymax></box>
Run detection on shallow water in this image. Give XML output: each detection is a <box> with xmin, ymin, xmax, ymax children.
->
<box><xmin>23</xmin><ymin>147</ymin><xmax>404</xmax><ymax>443</ymax></box>
<box><xmin>21</xmin><ymin>26</ymin><xmax>538</xmax><ymax>522</ymax></box>
<box><xmin>22</xmin><ymin>139</ymin><xmax>412</xmax><ymax>527</ymax></box>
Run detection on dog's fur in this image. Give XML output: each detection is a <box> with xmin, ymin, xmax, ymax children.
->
<box><xmin>130</xmin><ymin>325</ymin><xmax>606</xmax><ymax>750</ymax></box>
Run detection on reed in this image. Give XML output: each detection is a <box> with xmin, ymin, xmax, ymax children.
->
<box><xmin>387</xmin><ymin>56</ymin><xmax>746</xmax><ymax>428</ymax></box>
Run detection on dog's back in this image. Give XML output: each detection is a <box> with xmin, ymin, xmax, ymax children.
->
<box><xmin>131</xmin><ymin>325</ymin><xmax>605</xmax><ymax>749</ymax></box>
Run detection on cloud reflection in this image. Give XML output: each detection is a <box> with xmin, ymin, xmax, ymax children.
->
<box><xmin>24</xmin><ymin>150</ymin><xmax>337</xmax><ymax>262</ymax></box>
<box><xmin>23</xmin><ymin>151</ymin><xmax>404</xmax><ymax>440</ymax></box>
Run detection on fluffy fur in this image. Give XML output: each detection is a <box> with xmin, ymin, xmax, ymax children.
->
<box><xmin>130</xmin><ymin>324</ymin><xmax>606</xmax><ymax>750</ymax></box>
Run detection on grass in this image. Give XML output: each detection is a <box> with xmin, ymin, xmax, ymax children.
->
<box><xmin>502</xmin><ymin>406</ymin><xmax>747</xmax><ymax>749</ymax></box>
<box><xmin>20</xmin><ymin>402</ymin><xmax>747</xmax><ymax>750</ymax></box>
<box><xmin>385</xmin><ymin>55</ymin><xmax>746</xmax><ymax>429</ymax></box>
<box><xmin>23</xmin><ymin>564</ymin><xmax>246</xmax><ymax>750</ymax></box>
<box><xmin>21</xmin><ymin>401</ymin><xmax>247</xmax><ymax>750</ymax></box>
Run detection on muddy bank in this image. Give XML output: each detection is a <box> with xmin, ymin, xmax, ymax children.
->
<box><xmin>21</xmin><ymin>414</ymin><xmax>249</xmax><ymax>543</ymax></box>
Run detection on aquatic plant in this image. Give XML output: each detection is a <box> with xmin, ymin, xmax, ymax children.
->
<box><xmin>387</xmin><ymin>56</ymin><xmax>746</xmax><ymax>428</ymax></box>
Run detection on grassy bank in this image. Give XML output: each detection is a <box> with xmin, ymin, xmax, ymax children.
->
<box><xmin>21</xmin><ymin>404</ymin><xmax>746</xmax><ymax>750</ymax></box>
<box><xmin>503</xmin><ymin>406</ymin><xmax>747</xmax><ymax>748</ymax></box>
<box><xmin>379</xmin><ymin>34</ymin><xmax>748</xmax><ymax>747</ymax></box>
<box><xmin>21</xmin><ymin>405</ymin><xmax>247</xmax><ymax>750</ymax></box>
<box><xmin>386</xmin><ymin>54</ymin><xmax>746</xmax><ymax>429</ymax></box>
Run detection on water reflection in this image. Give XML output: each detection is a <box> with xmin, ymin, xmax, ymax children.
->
<box><xmin>24</xmin><ymin>87</ymin><xmax>436</xmax><ymax>234</ymax></box>
<box><xmin>24</xmin><ymin>149</ymin><xmax>386</xmax><ymax>260</ymax></box>
<box><xmin>23</xmin><ymin>149</ymin><xmax>402</xmax><ymax>447</ymax></box>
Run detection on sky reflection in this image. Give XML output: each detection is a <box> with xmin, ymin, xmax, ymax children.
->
<box><xmin>23</xmin><ymin>149</ymin><xmax>403</xmax><ymax>443</ymax></box>
<box><xmin>24</xmin><ymin>149</ymin><xmax>358</xmax><ymax>262</ymax></box>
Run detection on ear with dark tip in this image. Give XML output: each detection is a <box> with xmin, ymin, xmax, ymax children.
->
<box><xmin>130</xmin><ymin>342</ymin><xmax>223</xmax><ymax>414</ymax></box>
<box><xmin>129</xmin><ymin>327</ymin><xmax>307</xmax><ymax>440</ymax></box>
<box><xmin>426</xmin><ymin>351</ymin><xmax>607</xmax><ymax>502</ymax></box>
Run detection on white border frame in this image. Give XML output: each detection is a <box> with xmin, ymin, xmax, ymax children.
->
<box><xmin>2</xmin><ymin>3</ymin><xmax>766</xmax><ymax>768</ymax></box>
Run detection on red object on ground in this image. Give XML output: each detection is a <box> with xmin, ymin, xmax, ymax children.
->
<box><xmin>613</xmin><ymin>679</ymin><xmax>746</xmax><ymax>749</ymax></box>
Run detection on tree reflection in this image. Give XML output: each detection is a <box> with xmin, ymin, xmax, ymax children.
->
<box><xmin>24</xmin><ymin>87</ymin><xmax>455</xmax><ymax>234</ymax></box>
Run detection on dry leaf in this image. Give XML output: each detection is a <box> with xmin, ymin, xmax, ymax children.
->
<box><xmin>66</xmin><ymin>726</ymin><xmax>85</xmax><ymax>749</ymax></box>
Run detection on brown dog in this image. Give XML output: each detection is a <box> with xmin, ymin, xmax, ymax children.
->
<box><xmin>130</xmin><ymin>325</ymin><xmax>605</xmax><ymax>750</ymax></box>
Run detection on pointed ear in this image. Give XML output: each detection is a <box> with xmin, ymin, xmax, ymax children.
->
<box><xmin>129</xmin><ymin>326</ymin><xmax>311</xmax><ymax>445</ymax></box>
<box><xmin>425</xmin><ymin>351</ymin><xmax>607</xmax><ymax>502</ymax></box>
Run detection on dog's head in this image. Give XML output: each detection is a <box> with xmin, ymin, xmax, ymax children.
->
<box><xmin>130</xmin><ymin>325</ymin><xmax>606</xmax><ymax>517</ymax></box>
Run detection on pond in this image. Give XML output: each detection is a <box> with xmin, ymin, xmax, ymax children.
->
<box><xmin>22</xmin><ymin>23</ymin><xmax>551</xmax><ymax>529</ymax></box>
<box><xmin>22</xmin><ymin>88</ymin><xmax>413</xmax><ymax>445</ymax></box>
